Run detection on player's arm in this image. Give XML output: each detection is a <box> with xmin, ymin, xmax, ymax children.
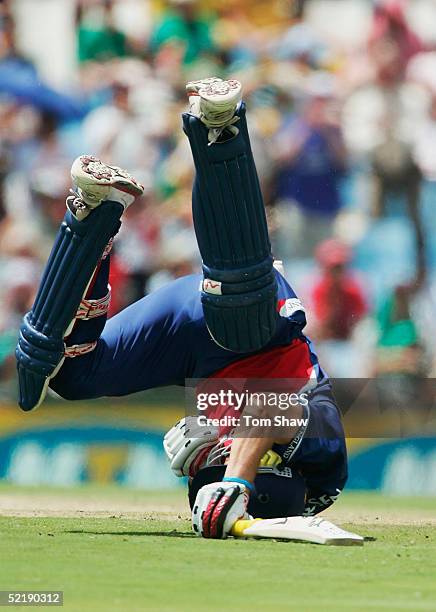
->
<box><xmin>190</xmin><ymin>436</ymin><xmax>274</xmax><ymax>539</ymax></box>
<box><xmin>223</xmin><ymin>436</ymin><xmax>274</xmax><ymax>484</ymax></box>
<box><xmin>191</xmin><ymin>415</ymin><xmax>301</xmax><ymax>539</ymax></box>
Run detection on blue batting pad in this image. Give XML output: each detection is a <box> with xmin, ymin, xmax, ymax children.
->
<box><xmin>16</xmin><ymin>202</ymin><xmax>123</xmax><ymax>411</ymax></box>
<box><xmin>183</xmin><ymin>104</ymin><xmax>277</xmax><ymax>353</ymax></box>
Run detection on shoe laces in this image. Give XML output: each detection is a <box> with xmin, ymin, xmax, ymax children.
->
<box><xmin>66</xmin><ymin>189</ymin><xmax>90</xmax><ymax>220</ymax></box>
<box><xmin>207</xmin><ymin>122</ymin><xmax>239</xmax><ymax>145</ymax></box>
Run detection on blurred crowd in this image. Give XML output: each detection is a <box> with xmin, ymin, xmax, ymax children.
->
<box><xmin>1</xmin><ymin>0</ymin><xmax>435</xmax><ymax>399</ymax></box>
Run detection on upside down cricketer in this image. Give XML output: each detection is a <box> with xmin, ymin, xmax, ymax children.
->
<box><xmin>16</xmin><ymin>78</ymin><xmax>347</xmax><ymax>539</ymax></box>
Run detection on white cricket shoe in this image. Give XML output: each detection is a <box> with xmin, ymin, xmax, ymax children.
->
<box><xmin>186</xmin><ymin>77</ymin><xmax>242</xmax><ymax>144</ymax></box>
<box><xmin>67</xmin><ymin>155</ymin><xmax>144</xmax><ymax>220</ymax></box>
<box><xmin>186</xmin><ymin>76</ymin><xmax>223</xmax><ymax>95</ymax></box>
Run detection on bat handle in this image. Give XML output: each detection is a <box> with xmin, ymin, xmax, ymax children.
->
<box><xmin>231</xmin><ymin>518</ymin><xmax>263</xmax><ymax>537</ymax></box>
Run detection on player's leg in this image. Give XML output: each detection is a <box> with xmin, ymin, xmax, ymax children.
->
<box><xmin>15</xmin><ymin>156</ymin><xmax>144</xmax><ymax>411</ymax></box>
<box><xmin>183</xmin><ymin>78</ymin><xmax>278</xmax><ymax>354</ymax></box>
<box><xmin>50</xmin><ymin>273</ymin><xmax>194</xmax><ymax>401</ymax></box>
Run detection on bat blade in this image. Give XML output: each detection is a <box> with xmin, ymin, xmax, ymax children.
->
<box><xmin>231</xmin><ymin>516</ymin><xmax>364</xmax><ymax>546</ymax></box>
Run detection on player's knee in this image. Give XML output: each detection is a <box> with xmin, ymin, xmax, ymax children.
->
<box><xmin>49</xmin><ymin>380</ymin><xmax>85</xmax><ymax>401</ymax></box>
<box><xmin>202</xmin><ymin>259</ymin><xmax>278</xmax><ymax>353</ymax></box>
<box><xmin>49</xmin><ymin>369</ymin><xmax>93</xmax><ymax>401</ymax></box>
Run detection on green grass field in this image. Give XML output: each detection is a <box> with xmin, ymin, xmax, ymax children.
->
<box><xmin>1</xmin><ymin>486</ymin><xmax>435</xmax><ymax>611</ymax></box>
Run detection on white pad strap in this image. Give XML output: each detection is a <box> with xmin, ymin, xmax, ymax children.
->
<box><xmin>76</xmin><ymin>286</ymin><xmax>111</xmax><ymax>320</ymax></box>
<box><xmin>65</xmin><ymin>341</ymin><xmax>97</xmax><ymax>358</ymax></box>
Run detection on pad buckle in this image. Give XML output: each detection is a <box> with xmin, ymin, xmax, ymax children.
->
<box><xmin>76</xmin><ymin>286</ymin><xmax>111</xmax><ymax>320</ymax></box>
<box><xmin>65</xmin><ymin>342</ymin><xmax>97</xmax><ymax>358</ymax></box>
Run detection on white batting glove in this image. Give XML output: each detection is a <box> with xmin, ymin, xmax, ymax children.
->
<box><xmin>192</xmin><ymin>480</ymin><xmax>251</xmax><ymax>539</ymax></box>
<box><xmin>163</xmin><ymin>418</ymin><xmax>219</xmax><ymax>477</ymax></box>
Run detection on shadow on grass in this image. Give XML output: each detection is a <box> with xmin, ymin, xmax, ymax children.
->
<box><xmin>65</xmin><ymin>530</ymin><xmax>375</xmax><ymax>544</ymax></box>
<box><xmin>65</xmin><ymin>529</ymin><xmax>195</xmax><ymax>538</ymax></box>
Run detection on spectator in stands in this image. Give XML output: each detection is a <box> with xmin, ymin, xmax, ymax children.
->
<box><xmin>343</xmin><ymin>0</ymin><xmax>427</xmax><ymax>263</ymax></box>
<box><xmin>273</xmin><ymin>74</ymin><xmax>347</xmax><ymax>258</ymax></box>
<box><xmin>374</xmin><ymin>234</ymin><xmax>428</xmax><ymax>410</ymax></box>
<box><xmin>311</xmin><ymin>239</ymin><xmax>367</xmax><ymax>342</ymax></box>
<box><xmin>368</xmin><ymin>0</ymin><xmax>424</xmax><ymax>74</ymax></box>
<box><xmin>0</xmin><ymin>4</ymin><xmax>35</xmax><ymax>71</ymax></box>
<box><xmin>81</xmin><ymin>76</ymin><xmax>159</xmax><ymax>185</ymax></box>
<box><xmin>150</xmin><ymin>0</ymin><xmax>215</xmax><ymax>66</ymax></box>
<box><xmin>76</xmin><ymin>0</ymin><xmax>130</xmax><ymax>63</ymax></box>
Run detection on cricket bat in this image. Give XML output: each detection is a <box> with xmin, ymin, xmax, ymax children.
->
<box><xmin>231</xmin><ymin>516</ymin><xmax>364</xmax><ymax>546</ymax></box>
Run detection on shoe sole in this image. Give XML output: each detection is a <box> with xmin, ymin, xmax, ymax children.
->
<box><xmin>200</xmin><ymin>79</ymin><xmax>242</xmax><ymax>105</ymax></box>
<box><xmin>72</xmin><ymin>155</ymin><xmax>144</xmax><ymax>197</ymax></box>
<box><xmin>186</xmin><ymin>77</ymin><xmax>222</xmax><ymax>95</ymax></box>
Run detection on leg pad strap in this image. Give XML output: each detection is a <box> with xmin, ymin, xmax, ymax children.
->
<box><xmin>76</xmin><ymin>286</ymin><xmax>111</xmax><ymax>320</ymax></box>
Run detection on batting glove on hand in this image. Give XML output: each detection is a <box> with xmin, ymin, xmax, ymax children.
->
<box><xmin>192</xmin><ymin>481</ymin><xmax>251</xmax><ymax>539</ymax></box>
<box><xmin>163</xmin><ymin>418</ymin><xmax>219</xmax><ymax>477</ymax></box>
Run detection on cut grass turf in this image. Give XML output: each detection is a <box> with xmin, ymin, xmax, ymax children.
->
<box><xmin>1</xmin><ymin>490</ymin><xmax>435</xmax><ymax>611</ymax></box>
